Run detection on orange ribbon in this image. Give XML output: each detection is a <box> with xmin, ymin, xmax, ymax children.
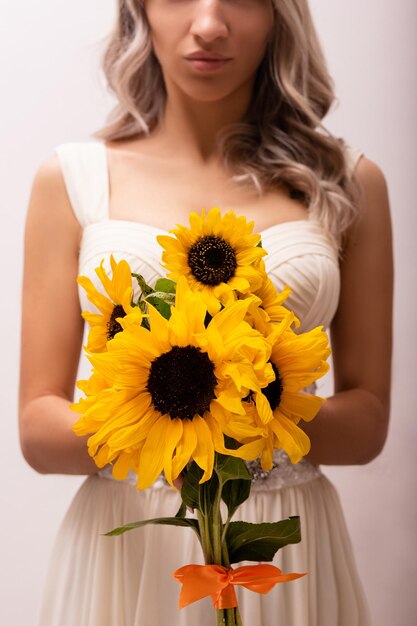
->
<box><xmin>173</xmin><ymin>563</ymin><xmax>306</xmax><ymax>609</ymax></box>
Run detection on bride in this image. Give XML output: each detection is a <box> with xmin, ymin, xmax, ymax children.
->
<box><xmin>19</xmin><ymin>1</ymin><xmax>393</xmax><ymax>624</ymax></box>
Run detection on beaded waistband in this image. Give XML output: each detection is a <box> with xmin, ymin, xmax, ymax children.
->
<box><xmin>97</xmin><ymin>450</ymin><xmax>321</xmax><ymax>492</ymax></box>
<box><xmin>246</xmin><ymin>450</ymin><xmax>321</xmax><ymax>491</ymax></box>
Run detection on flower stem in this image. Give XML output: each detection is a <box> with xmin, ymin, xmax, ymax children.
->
<box><xmin>216</xmin><ymin>608</ymin><xmax>242</xmax><ymax>626</ymax></box>
<box><xmin>201</xmin><ymin>473</ymin><xmax>240</xmax><ymax>626</ymax></box>
<box><xmin>235</xmin><ymin>607</ymin><xmax>243</xmax><ymax>626</ymax></box>
<box><xmin>213</xmin><ymin>479</ymin><xmax>238</xmax><ymax>626</ymax></box>
<box><xmin>221</xmin><ymin>536</ymin><xmax>231</xmax><ymax>569</ymax></box>
<box><xmin>197</xmin><ymin>510</ymin><xmax>213</xmax><ymax>564</ymax></box>
<box><xmin>212</xmin><ymin>479</ymin><xmax>224</xmax><ymax>564</ymax></box>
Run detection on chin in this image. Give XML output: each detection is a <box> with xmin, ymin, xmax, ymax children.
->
<box><xmin>180</xmin><ymin>80</ymin><xmax>242</xmax><ymax>104</ymax></box>
<box><xmin>189</xmin><ymin>91</ymin><xmax>237</xmax><ymax>104</ymax></box>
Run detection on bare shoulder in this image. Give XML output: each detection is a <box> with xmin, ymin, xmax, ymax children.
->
<box><xmin>30</xmin><ymin>153</ymin><xmax>68</xmax><ymax>198</ymax></box>
<box><xmin>355</xmin><ymin>154</ymin><xmax>387</xmax><ymax>184</ymax></box>
<box><xmin>26</xmin><ymin>152</ymin><xmax>81</xmax><ymax>248</ymax></box>
<box><xmin>345</xmin><ymin>155</ymin><xmax>392</xmax><ymax>252</ymax></box>
<box><xmin>355</xmin><ymin>156</ymin><xmax>389</xmax><ymax>206</ymax></box>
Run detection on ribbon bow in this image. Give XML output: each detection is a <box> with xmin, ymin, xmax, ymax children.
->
<box><xmin>173</xmin><ymin>563</ymin><xmax>306</xmax><ymax>609</ymax></box>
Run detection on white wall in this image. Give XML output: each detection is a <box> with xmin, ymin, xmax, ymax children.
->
<box><xmin>1</xmin><ymin>1</ymin><xmax>416</xmax><ymax>624</ymax></box>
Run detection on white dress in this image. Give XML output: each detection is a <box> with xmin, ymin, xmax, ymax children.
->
<box><xmin>38</xmin><ymin>141</ymin><xmax>371</xmax><ymax>626</ymax></box>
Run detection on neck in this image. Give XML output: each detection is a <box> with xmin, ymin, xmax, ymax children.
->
<box><xmin>153</xmin><ymin>76</ymin><xmax>255</xmax><ymax>165</ymax></box>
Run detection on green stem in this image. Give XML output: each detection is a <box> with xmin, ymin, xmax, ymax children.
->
<box><xmin>221</xmin><ymin>539</ymin><xmax>231</xmax><ymax>569</ymax></box>
<box><xmin>221</xmin><ymin>512</ymin><xmax>233</xmax><ymax>546</ymax></box>
<box><xmin>235</xmin><ymin>607</ymin><xmax>243</xmax><ymax>626</ymax></box>
<box><xmin>197</xmin><ymin>510</ymin><xmax>213</xmax><ymax>564</ymax></box>
<box><xmin>201</xmin><ymin>474</ymin><xmax>240</xmax><ymax>626</ymax></box>
<box><xmin>215</xmin><ymin>607</ymin><xmax>237</xmax><ymax>625</ymax></box>
<box><xmin>212</xmin><ymin>479</ymin><xmax>224</xmax><ymax>564</ymax></box>
<box><xmin>214</xmin><ymin>482</ymin><xmax>238</xmax><ymax>626</ymax></box>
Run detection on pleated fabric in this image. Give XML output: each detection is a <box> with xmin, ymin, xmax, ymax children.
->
<box><xmin>37</xmin><ymin>141</ymin><xmax>371</xmax><ymax>626</ymax></box>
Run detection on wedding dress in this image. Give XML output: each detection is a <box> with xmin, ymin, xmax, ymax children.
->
<box><xmin>37</xmin><ymin>141</ymin><xmax>371</xmax><ymax>626</ymax></box>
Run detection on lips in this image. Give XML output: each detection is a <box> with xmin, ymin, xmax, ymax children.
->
<box><xmin>185</xmin><ymin>51</ymin><xmax>232</xmax><ymax>61</ymax></box>
<box><xmin>184</xmin><ymin>51</ymin><xmax>232</xmax><ymax>72</ymax></box>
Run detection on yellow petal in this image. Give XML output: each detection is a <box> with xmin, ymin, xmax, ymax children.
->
<box><xmin>137</xmin><ymin>416</ymin><xmax>169</xmax><ymax>489</ymax></box>
<box><xmin>147</xmin><ymin>303</ymin><xmax>170</xmax><ymax>349</ymax></box>
<box><xmin>254</xmin><ymin>391</ymin><xmax>274</xmax><ymax>424</ymax></box>
<box><xmin>279</xmin><ymin>391</ymin><xmax>325</xmax><ymax>423</ymax></box>
<box><xmin>260</xmin><ymin>438</ymin><xmax>274</xmax><ymax>471</ymax></box>
<box><xmin>216</xmin><ymin>390</ymin><xmax>246</xmax><ymax>416</ymax></box>
<box><xmin>270</xmin><ymin>414</ymin><xmax>311</xmax><ymax>463</ymax></box>
<box><xmin>77</xmin><ymin>275</ymin><xmax>114</xmax><ymax>314</ymax></box>
<box><xmin>112</xmin><ymin>450</ymin><xmax>135</xmax><ymax>481</ymax></box>
<box><xmin>192</xmin><ymin>415</ymin><xmax>215</xmax><ymax>483</ymax></box>
<box><xmin>171</xmin><ymin>418</ymin><xmax>198</xmax><ymax>479</ymax></box>
<box><xmin>163</xmin><ymin>418</ymin><xmax>184</xmax><ymax>488</ymax></box>
<box><xmin>107</xmin><ymin>409</ymin><xmax>159</xmax><ymax>450</ymax></box>
<box><xmin>223</xmin><ymin>438</ymin><xmax>264</xmax><ymax>461</ymax></box>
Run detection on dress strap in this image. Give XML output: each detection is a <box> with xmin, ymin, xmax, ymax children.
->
<box><xmin>344</xmin><ymin>145</ymin><xmax>364</xmax><ymax>178</ymax></box>
<box><xmin>54</xmin><ymin>141</ymin><xmax>109</xmax><ymax>228</ymax></box>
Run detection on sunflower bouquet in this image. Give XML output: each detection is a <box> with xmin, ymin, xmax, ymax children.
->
<box><xmin>71</xmin><ymin>208</ymin><xmax>330</xmax><ymax>626</ymax></box>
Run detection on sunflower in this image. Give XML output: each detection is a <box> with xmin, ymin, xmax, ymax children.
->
<box><xmin>157</xmin><ymin>207</ymin><xmax>267</xmax><ymax>315</ymax></box>
<box><xmin>78</xmin><ymin>254</ymin><xmax>142</xmax><ymax>353</ymax></box>
<box><xmin>236</xmin><ymin>257</ymin><xmax>299</xmax><ymax>337</ymax></box>
<box><xmin>211</xmin><ymin>321</ymin><xmax>331</xmax><ymax>466</ymax></box>
<box><xmin>255</xmin><ymin>260</ymin><xmax>300</xmax><ymax>326</ymax></box>
<box><xmin>71</xmin><ymin>277</ymin><xmax>275</xmax><ymax>489</ymax></box>
<box><xmin>253</xmin><ymin>322</ymin><xmax>330</xmax><ymax>465</ymax></box>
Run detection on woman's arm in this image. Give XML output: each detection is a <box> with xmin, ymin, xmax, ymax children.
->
<box><xmin>19</xmin><ymin>155</ymin><xmax>97</xmax><ymax>475</ymax></box>
<box><xmin>304</xmin><ymin>156</ymin><xmax>393</xmax><ymax>465</ymax></box>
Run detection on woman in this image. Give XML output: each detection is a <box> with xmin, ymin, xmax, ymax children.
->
<box><xmin>19</xmin><ymin>1</ymin><xmax>393</xmax><ymax>624</ymax></box>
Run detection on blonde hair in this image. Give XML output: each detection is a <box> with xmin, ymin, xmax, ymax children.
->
<box><xmin>94</xmin><ymin>0</ymin><xmax>360</xmax><ymax>251</ymax></box>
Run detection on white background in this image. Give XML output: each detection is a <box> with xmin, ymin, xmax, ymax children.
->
<box><xmin>1</xmin><ymin>0</ymin><xmax>416</xmax><ymax>624</ymax></box>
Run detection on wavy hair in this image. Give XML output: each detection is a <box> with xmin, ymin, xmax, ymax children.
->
<box><xmin>94</xmin><ymin>0</ymin><xmax>361</xmax><ymax>251</ymax></box>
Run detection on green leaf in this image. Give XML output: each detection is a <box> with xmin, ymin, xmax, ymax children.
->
<box><xmin>147</xmin><ymin>291</ymin><xmax>176</xmax><ymax>305</ymax></box>
<box><xmin>221</xmin><ymin>478</ymin><xmax>251</xmax><ymax>520</ymax></box>
<box><xmin>131</xmin><ymin>273</ymin><xmax>154</xmax><ymax>296</ymax></box>
<box><xmin>104</xmin><ymin>516</ymin><xmax>200</xmax><ymax>538</ymax></box>
<box><xmin>215</xmin><ymin>454</ymin><xmax>251</xmax><ymax>486</ymax></box>
<box><xmin>141</xmin><ymin>317</ymin><xmax>150</xmax><ymax>331</ymax></box>
<box><xmin>154</xmin><ymin>278</ymin><xmax>176</xmax><ymax>294</ymax></box>
<box><xmin>223</xmin><ymin>435</ymin><xmax>240</xmax><ymax>450</ymax></box>
<box><xmin>181</xmin><ymin>462</ymin><xmax>203</xmax><ymax>511</ymax></box>
<box><xmin>145</xmin><ymin>295</ymin><xmax>172</xmax><ymax>320</ymax></box>
<box><xmin>130</xmin><ymin>295</ymin><xmax>139</xmax><ymax>309</ymax></box>
<box><xmin>200</xmin><ymin>473</ymin><xmax>219</xmax><ymax>517</ymax></box>
<box><xmin>181</xmin><ymin>462</ymin><xmax>219</xmax><ymax>516</ymax></box>
<box><xmin>256</xmin><ymin>239</ymin><xmax>263</xmax><ymax>248</ymax></box>
<box><xmin>225</xmin><ymin>517</ymin><xmax>302</xmax><ymax>564</ymax></box>
<box><xmin>137</xmin><ymin>299</ymin><xmax>148</xmax><ymax>314</ymax></box>
<box><xmin>175</xmin><ymin>501</ymin><xmax>187</xmax><ymax>518</ymax></box>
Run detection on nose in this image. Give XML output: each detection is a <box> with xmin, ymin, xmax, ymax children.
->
<box><xmin>190</xmin><ymin>0</ymin><xmax>229</xmax><ymax>43</ymax></box>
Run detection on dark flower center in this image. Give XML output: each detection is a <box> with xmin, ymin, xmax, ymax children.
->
<box><xmin>147</xmin><ymin>345</ymin><xmax>217</xmax><ymax>420</ymax></box>
<box><xmin>107</xmin><ymin>304</ymin><xmax>126</xmax><ymax>340</ymax></box>
<box><xmin>188</xmin><ymin>235</ymin><xmax>237</xmax><ymax>286</ymax></box>
<box><xmin>263</xmin><ymin>362</ymin><xmax>283</xmax><ymax>411</ymax></box>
